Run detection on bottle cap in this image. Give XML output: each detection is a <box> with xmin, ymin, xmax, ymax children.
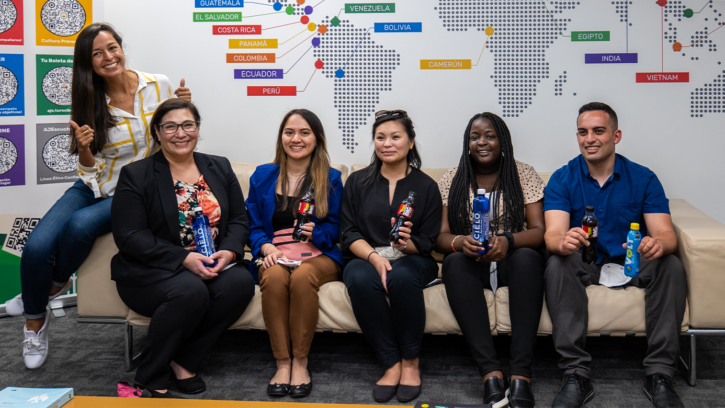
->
<box><xmin>308</xmin><ymin>187</ymin><xmax>315</xmax><ymax>194</ymax></box>
<box><xmin>408</xmin><ymin>191</ymin><xmax>416</xmax><ymax>197</ymax></box>
<box><xmin>193</xmin><ymin>207</ymin><xmax>202</xmax><ymax>212</ymax></box>
<box><xmin>586</xmin><ymin>206</ymin><xmax>595</xmax><ymax>212</ymax></box>
<box><xmin>477</xmin><ymin>188</ymin><xmax>486</xmax><ymax>195</ymax></box>
<box><xmin>630</xmin><ymin>223</ymin><xmax>640</xmax><ymax>230</ymax></box>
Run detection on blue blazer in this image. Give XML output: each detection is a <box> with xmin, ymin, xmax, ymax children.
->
<box><xmin>246</xmin><ymin>163</ymin><xmax>344</xmax><ymax>282</ymax></box>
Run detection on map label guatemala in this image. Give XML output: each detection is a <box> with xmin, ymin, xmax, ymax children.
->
<box><xmin>195</xmin><ymin>0</ymin><xmax>244</xmax><ymax>7</ymax></box>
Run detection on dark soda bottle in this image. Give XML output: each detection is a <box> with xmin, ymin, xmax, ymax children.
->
<box><xmin>192</xmin><ymin>207</ymin><xmax>218</xmax><ymax>267</ymax></box>
<box><xmin>292</xmin><ymin>187</ymin><xmax>316</xmax><ymax>242</ymax></box>
<box><xmin>389</xmin><ymin>191</ymin><xmax>416</xmax><ymax>244</ymax></box>
<box><xmin>581</xmin><ymin>206</ymin><xmax>598</xmax><ymax>264</ymax></box>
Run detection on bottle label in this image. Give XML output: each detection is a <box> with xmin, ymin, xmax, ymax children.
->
<box><xmin>397</xmin><ymin>204</ymin><xmax>413</xmax><ymax>218</ymax></box>
<box><xmin>298</xmin><ymin>202</ymin><xmax>315</xmax><ymax>215</ymax></box>
<box><xmin>583</xmin><ymin>225</ymin><xmax>598</xmax><ymax>238</ymax></box>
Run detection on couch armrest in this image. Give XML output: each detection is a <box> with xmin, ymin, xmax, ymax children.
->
<box><xmin>76</xmin><ymin>233</ymin><xmax>129</xmax><ymax>319</ymax></box>
<box><xmin>670</xmin><ymin>199</ymin><xmax>725</xmax><ymax>329</ymax></box>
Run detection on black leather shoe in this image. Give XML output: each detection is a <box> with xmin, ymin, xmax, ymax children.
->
<box><xmin>483</xmin><ymin>376</ymin><xmax>509</xmax><ymax>407</ymax></box>
<box><xmin>397</xmin><ymin>383</ymin><xmax>422</xmax><ymax>402</ymax></box>
<box><xmin>290</xmin><ymin>380</ymin><xmax>312</xmax><ymax>398</ymax></box>
<box><xmin>552</xmin><ymin>373</ymin><xmax>594</xmax><ymax>408</ymax></box>
<box><xmin>267</xmin><ymin>383</ymin><xmax>291</xmax><ymax>397</ymax></box>
<box><xmin>373</xmin><ymin>384</ymin><xmax>398</xmax><ymax>402</ymax></box>
<box><xmin>508</xmin><ymin>378</ymin><xmax>535</xmax><ymax>408</ymax></box>
<box><xmin>173</xmin><ymin>375</ymin><xmax>206</xmax><ymax>394</ymax></box>
<box><xmin>643</xmin><ymin>374</ymin><xmax>684</xmax><ymax>408</ymax></box>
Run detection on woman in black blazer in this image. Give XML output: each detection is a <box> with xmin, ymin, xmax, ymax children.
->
<box><xmin>111</xmin><ymin>98</ymin><xmax>255</xmax><ymax>398</ymax></box>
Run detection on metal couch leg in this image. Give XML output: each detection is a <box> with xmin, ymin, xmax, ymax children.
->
<box><xmin>679</xmin><ymin>332</ymin><xmax>696</xmax><ymax>386</ymax></box>
<box><xmin>124</xmin><ymin>323</ymin><xmax>143</xmax><ymax>372</ymax></box>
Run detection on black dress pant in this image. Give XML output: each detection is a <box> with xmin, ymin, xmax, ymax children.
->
<box><xmin>544</xmin><ymin>252</ymin><xmax>687</xmax><ymax>379</ymax></box>
<box><xmin>117</xmin><ymin>265</ymin><xmax>255</xmax><ymax>390</ymax></box>
<box><xmin>343</xmin><ymin>255</ymin><xmax>439</xmax><ymax>368</ymax></box>
<box><xmin>443</xmin><ymin>249</ymin><xmax>544</xmax><ymax>378</ymax></box>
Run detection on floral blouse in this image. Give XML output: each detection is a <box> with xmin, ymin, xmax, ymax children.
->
<box><xmin>175</xmin><ymin>175</ymin><xmax>221</xmax><ymax>251</ymax></box>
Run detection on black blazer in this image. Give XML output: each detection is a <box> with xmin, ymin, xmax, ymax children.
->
<box><xmin>111</xmin><ymin>152</ymin><xmax>249</xmax><ymax>287</ymax></box>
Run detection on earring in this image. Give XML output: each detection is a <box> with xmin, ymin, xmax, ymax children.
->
<box><xmin>501</xmin><ymin>152</ymin><xmax>505</xmax><ymax>157</ymax></box>
<box><xmin>409</xmin><ymin>145</ymin><xmax>413</xmax><ymax>150</ymax></box>
<box><xmin>468</xmin><ymin>149</ymin><xmax>471</xmax><ymax>155</ymax></box>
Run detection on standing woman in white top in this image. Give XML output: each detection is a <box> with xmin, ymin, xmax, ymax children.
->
<box><xmin>6</xmin><ymin>23</ymin><xmax>191</xmax><ymax>369</ymax></box>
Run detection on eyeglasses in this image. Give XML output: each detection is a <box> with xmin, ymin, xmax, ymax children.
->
<box><xmin>375</xmin><ymin>109</ymin><xmax>408</xmax><ymax>119</ymax></box>
<box><xmin>157</xmin><ymin>120</ymin><xmax>199</xmax><ymax>135</ymax></box>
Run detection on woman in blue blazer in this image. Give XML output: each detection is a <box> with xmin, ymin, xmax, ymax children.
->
<box><xmin>246</xmin><ymin>109</ymin><xmax>343</xmax><ymax>398</ymax></box>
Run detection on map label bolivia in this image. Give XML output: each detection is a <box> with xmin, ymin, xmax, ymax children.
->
<box><xmin>195</xmin><ymin>0</ymin><xmax>244</xmax><ymax>6</ymax></box>
<box><xmin>235</xmin><ymin>69</ymin><xmax>283</xmax><ymax>79</ymax></box>
<box><xmin>585</xmin><ymin>53</ymin><xmax>638</xmax><ymax>64</ymax></box>
<box><xmin>374</xmin><ymin>23</ymin><xmax>422</xmax><ymax>32</ymax></box>
<box><xmin>248</xmin><ymin>86</ymin><xmax>297</xmax><ymax>96</ymax></box>
<box><xmin>420</xmin><ymin>59</ymin><xmax>472</xmax><ymax>69</ymax></box>
<box><xmin>229</xmin><ymin>39</ymin><xmax>278</xmax><ymax>48</ymax></box>
<box><xmin>214</xmin><ymin>25</ymin><xmax>261</xmax><ymax>35</ymax></box>
<box><xmin>345</xmin><ymin>3</ymin><xmax>395</xmax><ymax>13</ymax></box>
<box><xmin>636</xmin><ymin>72</ymin><xmax>689</xmax><ymax>83</ymax></box>
<box><xmin>194</xmin><ymin>12</ymin><xmax>242</xmax><ymax>22</ymax></box>
<box><xmin>226</xmin><ymin>53</ymin><xmax>276</xmax><ymax>63</ymax></box>
<box><xmin>571</xmin><ymin>31</ymin><xmax>610</xmax><ymax>41</ymax></box>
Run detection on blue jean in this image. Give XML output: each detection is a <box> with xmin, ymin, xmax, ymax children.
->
<box><xmin>20</xmin><ymin>180</ymin><xmax>112</xmax><ymax>319</ymax></box>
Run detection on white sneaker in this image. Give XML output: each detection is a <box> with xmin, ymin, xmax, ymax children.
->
<box><xmin>5</xmin><ymin>280</ymin><xmax>72</xmax><ymax>317</ymax></box>
<box><xmin>23</xmin><ymin>309</ymin><xmax>50</xmax><ymax>369</ymax></box>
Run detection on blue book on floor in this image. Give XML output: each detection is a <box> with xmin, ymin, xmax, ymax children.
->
<box><xmin>0</xmin><ymin>387</ymin><xmax>73</xmax><ymax>408</ymax></box>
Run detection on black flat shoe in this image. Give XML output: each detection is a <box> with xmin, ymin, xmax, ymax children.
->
<box><xmin>373</xmin><ymin>384</ymin><xmax>398</xmax><ymax>402</ymax></box>
<box><xmin>509</xmin><ymin>378</ymin><xmax>535</xmax><ymax>408</ymax></box>
<box><xmin>397</xmin><ymin>383</ymin><xmax>422</xmax><ymax>402</ymax></box>
<box><xmin>289</xmin><ymin>380</ymin><xmax>312</xmax><ymax>398</ymax></box>
<box><xmin>552</xmin><ymin>373</ymin><xmax>594</xmax><ymax>408</ymax></box>
<box><xmin>141</xmin><ymin>389</ymin><xmax>184</xmax><ymax>399</ymax></box>
<box><xmin>267</xmin><ymin>383</ymin><xmax>291</xmax><ymax>397</ymax></box>
<box><xmin>173</xmin><ymin>375</ymin><xmax>206</xmax><ymax>394</ymax></box>
<box><xmin>483</xmin><ymin>376</ymin><xmax>509</xmax><ymax>407</ymax></box>
<box><xmin>643</xmin><ymin>374</ymin><xmax>684</xmax><ymax>408</ymax></box>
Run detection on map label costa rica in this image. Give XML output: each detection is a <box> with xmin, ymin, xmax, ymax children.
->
<box><xmin>193</xmin><ymin>12</ymin><xmax>242</xmax><ymax>22</ymax></box>
<box><xmin>571</xmin><ymin>31</ymin><xmax>610</xmax><ymax>41</ymax></box>
<box><xmin>247</xmin><ymin>86</ymin><xmax>297</xmax><ymax>96</ymax></box>
<box><xmin>214</xmin><ymin>25</ymin><xmax>261</xmax><ymax>35</ymax></box>
<box><xmin>585</xmin><ymin>53</ymin><xmax>638</xmax><ymax>64</ymax></box>
<box><xmin>226</xmin><ymin>53</ymin><xmax>276</xmax><ymax>63</ymax></box>
<box><xmin>636</xmin><ymin>72</ymin><xmax>689</xmax><ymax>83</ymax></box>
<box><xmin>195</xmin><ymin>0</ymin><xmax>244</xmax><ymax>6</ymax></box>
<box><xmin>345</xmin><ymin>3</ymin><xmax>395</xmax><ymax>13</ymax></box>
<box><xmin>374</xmin><ymin>23</ymin><xmax>422</xmax><ymax>32</ymax></box>
<box><xmin>229</xmin><ymin>39</ymin><xmax>278</xmax><ymax>48</ymax></box>
<box><xmin>235</xmin><ymin>69</ymin><xmax>283</xmax><ymax>79</ymax></box>
<box><xmin>420</xmin><ymin>59</ymin><xmax>471</xmax><ymax>69</ymax></box>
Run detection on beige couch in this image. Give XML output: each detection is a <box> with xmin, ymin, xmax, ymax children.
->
<box><xmin>76</xmin><ymin>163</ymin><xmax>725</xmax><ymax>385</ymax></box>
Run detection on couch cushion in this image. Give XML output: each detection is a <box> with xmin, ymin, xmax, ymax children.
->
<box><xmin>76</xmin><ymin>233</ymin><xmax>128</xmax><ymax>319</ymax></box>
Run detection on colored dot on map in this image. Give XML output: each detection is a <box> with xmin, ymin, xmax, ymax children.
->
<box><xmin>315</xmin><ymin>60</ymin><xmax>324</xmax><ymax>69</ymax></box>
<box><xmin>318</xmin><ymin>24</ymin><xmax>328</xmax><ymax>34</ymax></box>
<box><xmin>297</xmin><ymin>0</ymin><xmax>305</xmax><ymax>4</ymax></box>
<box><xmin>285</xmin><ymin>5</ymin><xmax>294</xmax><ymax>15</ymax></box>
<box><xmin>684</xmin><ymin>8</ymin><xmax>694</xmax><ymax>18</ymax></box>
<box><xmin>657</xmin><ymin>0</ymin><xmax>667</xmax><ymax>7</ymax></box>
<box><xmin>273</xmin><ymin>2</ymin><xmax>282</xmax><ymax>11</ymax></box>
<box><xmin>312</xmin><ymin>37</ymin><xmax>321</xmax><ymax>47</ymax></box>
<box><xmin>305</xmin><ymin>6</ymin><xmax>314</xmax><ymax>15</ymax></box>
<box><xmin>301</xmin><ymin>15</ymin><xmax>310</xmax><ymax>24</ymax></box>
<box><xmin>335</xmin><ymin>69</ymin><xmax>345</xmax><ymax>78</ymax></box>
<box><xmin>308</xmin><ymin>22</ymin><xmax>317</xmax><ymax>31</ymax></box>
<box><xmin>485</xmin><ymin>26</ymin><xmax>494</xmax><ymax>36</ymax></box>
<box><xmin>673</xmin><ymin>42</ymin><xmax>683</xmax><ymax>51</ymax></box>
<box><xmin>331</xmin><ymin>17</ymin><xmax>341</xmax><ymax>27</ymax></box>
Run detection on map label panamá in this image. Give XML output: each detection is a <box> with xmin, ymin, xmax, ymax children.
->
<box><xmin>194</xmin><ymin>12</ymin><xmax>242</xmax><ymax>22</ymax></box>
<box><xmin>571</xmin><ymin>31</ymin><xmax>610</xmax><ymax>41</ymax></box>
<box><xmin>345</xmin><ymin>3</ymin><xmax>395</xmax><ymax>13</ymax></box>
<box><xmin>585</xmin><ymin>53</ymin><xmax>638</xmax><ymax>64</ymax></box>
<box><xmin>420</xmin><ymin>59</ymin><xmax>472</xmax><ymax>69</ymax></box>
<box><xmin>195</xmin><ymin>0</ymin><xmax>244</xmax><ymax>6</ymax></box>
<box><xmin>213</xmin><ymin>25</ymin><xmax>261</xmax><ymax>35</ymax></box>
<box><xmin>226</xmin><ymin>53</ymin><xmax>276</xmax><ymax>63</ymax></box>
<box><xmin>247</xmin><ymin>86</ymin><xmax>297</xmax><ymax>96</ymax></box>
<box><xmin>374</xmin><ymin>23</ymin><xmax>422</xmax><ymax>32</ymax></box>
<box><xmin>636</xmin><ymin>72</ymin><xmax>689</xmax><ymax>83</ymax></box>
<box><xmin>234</xmin><ymin>69</ymin><xmax>284</xmax><ymax>79</ymax></box>
<box><xmin>229</xmin><ymin>39</ymin><xmax>278</xmax><ymax>49</ymax></box>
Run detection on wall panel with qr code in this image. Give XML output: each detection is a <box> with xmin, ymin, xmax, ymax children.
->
<box><xmin>0</xmin><ymin>53</ymin><xmax>24</xmax><ymax>117</ymax></box>
<box><xmin>36</xmin><ymin>123</ymin><xmax>79</xmax><ymax>185</ymax></box>
<box><xmin>36</xmin><ymin>54</ymin><xmax>73</xmax><ymax>115</ymax></box>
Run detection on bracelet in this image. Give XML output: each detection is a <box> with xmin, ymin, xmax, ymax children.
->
<box><xmin>263</xmin><ymin>244</ymin><xmax>274</xmax><ymax>257</ymax></box>
<box><xmin>451</xmin><ymin>235</ymin><xmax>463</xmax><ymax>252</ymax></box>
<box><xmin>497</xmin><ymin>232</ymin><xmax>515</xmax><ymax>254</ymax></box>
<box><xmin>231</xmin><ymin>251</ymin><xmax>237</xmax><ymax>261</ymax></box>
<box><xmin>367</xmin><ymin>250</ymin><xmax>378</xmax><ymax>262</ymax></box>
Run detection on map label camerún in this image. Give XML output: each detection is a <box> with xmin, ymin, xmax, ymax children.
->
<box><xmin>345</xmin><ymin>3</ymin><xmax>395</xmax><ymax>13</ymax></box>
<box><xmin>194</xmin><ymin>12</ymin><xmax>242</xmax><ymax>22</ymax></box>
<box><xmin>571</xmin><ymin>31</ymin><xmax>610</xmax><ymax>41</ymax></box>
<box><xmin>420</xmin><ymin>59</ymin><xmax>472</xmax><ymax>69</ymax></box>
<box><xmin>213</xmin><ymin>25</ymin><xmax>262</xmax><ymax>35</ymax></box>
<box><xmin>636</xmin><ymin>72</ymin><xmax>690</xmax><ymax>83</ymax></box>
<box><xmin>374</xmin><ymin>23</ymin><xmax>422</xmax><ymax>32</ymax></box>
<box><xmin>585</xmin><ymin>53</ymin><xmax>638</xmax><ymax>64</ymax></box>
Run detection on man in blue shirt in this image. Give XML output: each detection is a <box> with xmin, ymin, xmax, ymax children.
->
<box><xmin>543</xmin><ymin>102</ymin><xmax>687</xmax><ymax>408</ymax></box>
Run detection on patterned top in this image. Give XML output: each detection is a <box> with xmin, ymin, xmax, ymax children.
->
<box><xmin>175</xmin><ymin>175</ymin><xmax>221</xmax><ymax>251</ymax></box>
<box><xmin>437</xmin><ymin>160</ymin><xmax>545</xmax><ymax>233</ymax></box>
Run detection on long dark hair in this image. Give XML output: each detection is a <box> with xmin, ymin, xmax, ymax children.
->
<box><xmin>447</xmin><ymin>112</ymin><xmax>526</xmax><ymax>235</ymax></box>
<box><xmin>362</xmin><ymin>111</ymin><xmax>422</xmax><ymax>188</ymax></box>
<box><xmin>69</xmin><ymin>23</ymin><xmax>124</xmax><ymax>155</ymax></box>
<box><xmin>273</xmin><ymin>109</ymin><xmax>332</xmax><ymax>219</ymax></box>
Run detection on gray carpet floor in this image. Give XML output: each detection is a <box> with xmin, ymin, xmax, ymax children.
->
<box><xmin>1</xmin><ymin>307</ymin><xmax>725</xmax><ymax>407</ymax></box>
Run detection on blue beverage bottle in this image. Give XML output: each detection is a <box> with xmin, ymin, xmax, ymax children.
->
<box><xmin>472</xmin><ymin>189</ymin><xmax>490</xmax><ymax>254</ymax></box>
<box><xmin>192</xmin><ymin>207</ymin><xmax>218</xmax><ymax>267</ymax></box>
<box><xmin>625</xmin><ymin>222</ymin><xmax>641</xmax><ymax>277</ymax></box>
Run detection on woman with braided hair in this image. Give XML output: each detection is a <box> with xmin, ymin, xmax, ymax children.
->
<box><xmin>435</xmin><ymin>112</ymin><xmax>546</xmax><ymax>408</ymax></box>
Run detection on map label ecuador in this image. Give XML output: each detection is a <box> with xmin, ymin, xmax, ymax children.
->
<box><xmin>194</xmin><ymin>12</ymin><xmax>242</xmax><ymax>22</ymax></box>
<box><xmin>345</xmin><ymin>3</ymin><xmax>395</xmax><ymax>13</ymax></box>
<box><xmin>214</xmin><ymin>25</ymin><xmax>261</xmax><ymax>35</ymax></box>
<box><xmin>585</xmin><ymin>53</ymin><xmax>638</xmax><ymax>64</ymax></box>
<box><xmin>420</xmin><ymin>59</ymin><xmax>472</xmax><ymax>69</ymax></box>
<box><xmin>226</xmin><ymin>53</ymin><xmax>276</xmax><ymax>63</ymax></box>
<box><xmin>248</xmin><ymin>86</ymin><xmax>297</xmax><ymax>96</ymax></box>
<box><xmin>374</xmin><ymin>23</ymin><xmax>422</xmax><ymax>32</ymax></box>
<box><xmin>195</xmin><ymin>0</ymin><xmax>244</xmax><ymax>6</ymax></box>
<box><xmin>229</xmin><ymin>39</ymin><xmax>278</xmax><ymax>48</ymax></box>
<box><xmin>235</xmin><ymin>69</ymin><xmax>284</xmax><ymax>79</ymax></box>
<box><xmin>636</xmin><ymin>72</ymin><xmax>689</xmax><ymax>83</ymax></box>
<box><xmin>571</xmin><ymin>31</ymin><xmax>610</xmax><ymax>41</ymax></box>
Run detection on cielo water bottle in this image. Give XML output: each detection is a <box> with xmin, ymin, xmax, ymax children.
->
<box><xmin>192</xmin><ymin>207</ymin><xmax>218</xmax><ymax>267</ymax></box>
<box><xmin>472</xmin><ymin>189</ymin><xmax>490</xmax><ymax>254</ymax></box>
<box><xmin>625</xmin><ymin>222</ymin><xmax>642</xmax><ymax>277</ymax></box>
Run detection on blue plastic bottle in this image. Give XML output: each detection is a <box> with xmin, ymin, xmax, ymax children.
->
<box><xmin>472</xmin><ymin>189</ymin><xmax>490</xmax><ymax>254</ymax></box>
<box><xmin>625</xmin><ymin>222</ymin><xmax>641</xmax><ymax>277</ymax></box>
<box><xmin>192</xmin><ymin>206</ymin><xmax>218</xmax><ymax>267</ymax></box>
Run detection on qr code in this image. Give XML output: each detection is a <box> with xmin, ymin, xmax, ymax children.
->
<box><xmin>43</xmin><ymin>133</ymin><xmax>77</xmax><ymax>173</ymax></box>
<box><xmin>40</xmin><ymin>0</ymin><xmax>86</xmax><ymax>37</ymax></box>
<box><xmin>0</xmin><ymin>66</ymin><xmax>19</xmax><ymax>106</ymax></box>
<box><xmin>0</xmin><ymin>136</ymin><xmax>18</xmax><ymax>175</ymax></box>
<box><xmin>5</xmin><ymin>218</ymin><xmax>40</xmax><ymax>253</ymax></box>
<box><xmin>0</xmin><ymin>0</ymin><xmax>18</xmax><ymax>34</ymax></box>
<box><xmin>42</xmin><ymin>66</ymin><xmax>73</xmax><ymax>106</ymax></box>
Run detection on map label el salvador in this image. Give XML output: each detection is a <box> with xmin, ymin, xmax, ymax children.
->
<box><xmin>194</xmin><ymin>12</ymin><xmax>242</xmax><ymax>22</ymax></box>
<box><xmin>374</xmin><ymin>23</ymin><xmax>422</xmax><ymax>32</ymax></box>
<box><xmin>585</xmin><ymin>53</ymin><xmax>638</xmax><ymax>64</ymax></box>
<box><xmin>235</xmin><ymin>69</ymin><xmax>283</xmax><ymax>79</ymax></box>
<box><xmin>571</xmin><ymin>31</ymin><xmax>610</xmax><ymax>42</ymax></box>
<box><xmin>345</xmin><ymin>3</ymin><xmax>395</xmax><ymax>13</ymax></box>
<box><xmin>195</xmin><ymin>0</ymin><xmax>244</xmax><ymax>7</ymax></box>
